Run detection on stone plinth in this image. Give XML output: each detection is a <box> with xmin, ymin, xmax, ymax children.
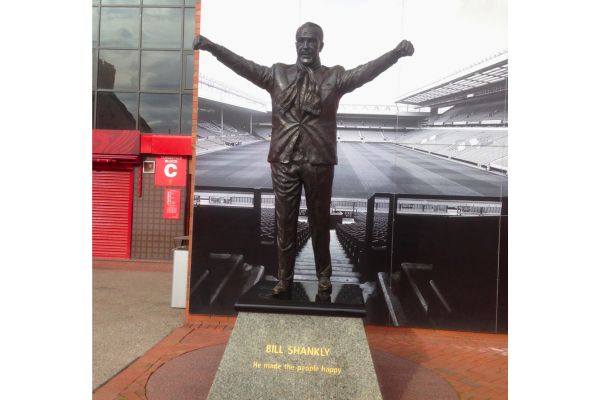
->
<box><xmin>208</xmin><ymin>280</ymin><xmax>381</xmax><ymax>399</ymax></box>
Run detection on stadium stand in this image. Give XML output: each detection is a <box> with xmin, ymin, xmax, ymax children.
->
<box><xmin>259</xmin><ymin>208</ymin><xmax>310</xmax><ymax>249</ymax></box>
<box><xmin>253</xmin><ymin>126</ymin><xmax>271</xmax><ymax>140</ymax></box>
<box><xmin>195</xmin><ymin>51</ymin><xmax>509</xmax><ymax>168</ymax></box>
<box><xmin>393</xmin><ymin>52</ymin><xmax>508</xmax><ymax>172</ymax></box>
<box><xmin>337</xmin><ymin>129</ymin><xmax>363</xmax><ymax>142</ymax></box>
<box><xmin>196</xmin><ymin>133</ymin><xmax>260</xmax><ymax>153</ymax></box>
<box><xmin>361</xmin><ymin>130</ymin><xmax>386</xmax><ymax>142</ymax></box>
<box><xmin>197</xmin><ymin>109</ymin><xmax>263</xmax><ymax>154</ymax></box>
<box><xmin>390</xmin><ymin>128</ymin><xmax>508</xmax><ymax>171</ymax></box>
<box><xmin>336</xmin><ymin>212</ymin><xmax>389</xmax><ymax>265</ymax></box>
<box><xmin>196</xmin><ymin>137</ymin><xmax>227</xmax><ymax>152</ymax></box>
<box><xmin>428</xmin><ymin>99</ymin><xmax>507</xmax><ymax>127</ymax></box>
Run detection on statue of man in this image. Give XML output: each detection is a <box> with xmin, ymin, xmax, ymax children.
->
<box><xmin>194</xmin><ymin>22</ymin><xmax>414</xmax><ymax>295</ymax></box>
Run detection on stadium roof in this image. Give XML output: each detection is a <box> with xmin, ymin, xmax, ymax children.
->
<box><xmin>337</xmin><ymin>103</ymin><xmax>425</xmax><ymax>117</ymax></box>
<box><xmin>396</xmin><ymin>51</ymin><xmax>508</xmax><ymax>108</ymax></box>
<box><xmin>199</xmin><ymin>75</ymin><xmax>269</xmax><ymax>112</ymax></box>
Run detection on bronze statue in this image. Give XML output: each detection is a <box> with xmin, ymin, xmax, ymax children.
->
<box><xmin>194</xmin><ymin>22</ymin><xmax>414</xmax><ymax>295</ymax></box>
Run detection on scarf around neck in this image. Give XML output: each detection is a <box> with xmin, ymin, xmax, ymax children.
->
<box><xmin>276</xmin><ymin>61</ymin><xmax>322</xmax><ymax>116</ymax></box>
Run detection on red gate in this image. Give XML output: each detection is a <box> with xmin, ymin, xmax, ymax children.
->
<box><xmin>92</xmin><ymin>167</ymin><xmax>133</xmax><ymax>258</ymax></box>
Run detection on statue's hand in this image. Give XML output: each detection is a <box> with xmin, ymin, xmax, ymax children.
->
<box><xmin>395</xmin><ymin>40</ymin><xmax>415</xmax><ymax>57</ymax></box>
<box><xmin>193</xmin><ymin>35</ymin><xmax>212</xmax><ymax>50</ymax></box>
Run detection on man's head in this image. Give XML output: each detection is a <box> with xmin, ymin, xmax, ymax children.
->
<box><xmin>296</xmin><ymin>22</ymin><xmax>324</xmax><ymax>67</ymax></box>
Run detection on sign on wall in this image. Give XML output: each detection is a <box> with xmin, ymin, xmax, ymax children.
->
<box><xmin>155</xmin><ymin>157</ymin><xmax>186</xmax><ymax>187</ymax></box>
<box><xmin>164</xmin><ymin>189</ymin><xmax>181</xmax><ymax>220</ymax></box>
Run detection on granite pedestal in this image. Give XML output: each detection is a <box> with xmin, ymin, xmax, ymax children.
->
<box><xmin>207</xmin><ymin>280</ymin><xmax>382</xmax><ymax>400</ymax></box>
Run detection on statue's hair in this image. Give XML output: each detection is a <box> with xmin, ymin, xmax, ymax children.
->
<box><xmin>296</xmin><ymin>22</ymin><xmax>324</xmax><ymax>42</ymax></box>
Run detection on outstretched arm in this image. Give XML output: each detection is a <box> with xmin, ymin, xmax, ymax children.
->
<box><xmin>193</xmin><ymin>35</ymin><xmax>273</xmax><ymax>91</ymax></box>
<box><xmin>338</xmin><ymin>40</ymin><xmax>414</xmax><ymax>94</ymax></box>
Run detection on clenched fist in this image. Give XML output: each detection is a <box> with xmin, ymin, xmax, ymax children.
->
<box><xmin>193</xmin><ymin>35</ymin><xmax>212</xmax><ymax>50</ymax></box>
<box><xmin>395</xmin><ymin>40</ymin><xmax>415</xmax><ymax>57</ymax></box>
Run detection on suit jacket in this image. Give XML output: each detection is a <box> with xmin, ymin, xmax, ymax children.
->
<box><xmin>207</xmin><ymin>43</ymin><xmax>403</xmax><ymax>165</ymax></box>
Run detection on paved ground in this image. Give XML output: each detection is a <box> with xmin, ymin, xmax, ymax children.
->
<box><xmin>93</xmin><ymin>318</ymin><xmax>507</xmax><ymax>400</ymax></box>
<box><xmin>93</xmin><ymin>259</ymin><xmax>507</xmax><ymax>399</ymax></box>
<box><xmin>93</xmin><ymin>260</ymin><xmax>184</xmax><ymax>390</ymax></box>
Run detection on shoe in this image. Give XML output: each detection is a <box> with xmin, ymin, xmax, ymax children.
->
<box><xmin>318</xmin><ymin>276</ymin><xmax>332</xmax><ymax>291</ymax></box>
<box><xmin>272</xmin><ymin>280</ymin><xmax>292</xmax><ymax>295</ymax></box>
<box><xmin>315</xmin><ymin>292</ymin><xmax>331</xmax><ymax>303</ymax></box>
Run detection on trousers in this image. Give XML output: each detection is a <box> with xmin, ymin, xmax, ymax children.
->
<box><xmin>270</xmin><ymin>162</ymin><xmax>334</xmax><ymax>282</ymax></box>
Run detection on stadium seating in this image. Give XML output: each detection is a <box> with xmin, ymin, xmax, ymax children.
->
<box><xmin>428</xmin><ymin>99</ymin><xmax>507</xmax><ymax>126</ymax></box>
<box><xmin>391</xmin><ymin>128</ymin><xmax>508</xmax><ymax>171</ymax></box>
<box><xmin>335</xmin><ymin>212</ymin><xmax>389</xmax><ymax>264</ymax></box>
<box><xmin>196</xmin><ymin>111</ymin><xmax>264</xmax><ymax>154</ymax></box>
<box><xmin>337</xmin><ymin>129</ymin><xmax>363</xmax><ymax>142</ymax></box>
<box><xmin>196</xmin><ymin>129</ymin><xmax>262</xmax><ymax>155</ymax></box>
<box><xmin>197</xmin><ymin>96</ymin><xmax>508</xmax><ymax>170</ymax></box>
<box><xmin>260</xmin><ymin>208</ymin><xmax>310</xmax><ymax>251</ymax></box>
<box><xmin>196</xmin><ymin>137</ymin><xmax>227</xmax><ymax>152</ymax></box>
<box><xmin>360</xmin><ymin>130</ymin><xmax>386</xmax><ymax>142</ymax></box>
<box><xmin>253</xmin><ymin>127</ymin><xmax>272</xmax><ymax>140</ymax></box>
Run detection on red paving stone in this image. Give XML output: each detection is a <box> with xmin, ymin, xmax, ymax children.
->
<box><xmin>93</xmin><ymin>317</ymin><xmax>507</xmax><ymax>400</ymax></box>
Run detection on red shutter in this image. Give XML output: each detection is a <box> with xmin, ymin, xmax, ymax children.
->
<box><xmin>92</xmin><ymin>168</ymin><xmax>133</xmax><ymax>258</ymax></box>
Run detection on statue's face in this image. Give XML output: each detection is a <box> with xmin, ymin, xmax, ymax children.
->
<box><xmin>296</xmin><ymin>27</ymin><xmax>323</xmax><ymax>66</ymax></box>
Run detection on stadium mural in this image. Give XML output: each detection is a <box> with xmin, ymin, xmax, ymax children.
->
<box><xmin>189</xmin><ymin>0</ymin><xmax>508</xmax><ymax>333</ymax></box>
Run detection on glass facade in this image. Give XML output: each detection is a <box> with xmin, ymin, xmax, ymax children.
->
<box><xmin>99</xmin><ymin>8</ymin><xmax>140</xmax><ymax>48</ymax></box>
<box><xmin>139</xmin><ymin>93</ymin><xmax>180</xmax><ymax>133</ymax></box>
<box><xmin>140</xmin><ymin>51</ymin><xmax>181</xmax><ymax>91</ymax></box>
<box><xmin>98</xmin><ymin>50</ymin><xmax>140</xmax><ymax>90</ymax></box>
<box><xmin>184</xmin><ymin>53</ymin><xmax>194</xmax><ymax>90</ymax></box>
<box><xmin>93</xmin><ymin>1</ymin><xmax>195</xmax><ymax>134</ymax></box>
<box><xmin>142</xmin><ymin>8</ymin><xmax>183</xmax><ymax>48</ymax></box>
<box><xmin>96</xmin><ymin>92</ymin><xmax>139</xmax><ymax>130</ymax></box>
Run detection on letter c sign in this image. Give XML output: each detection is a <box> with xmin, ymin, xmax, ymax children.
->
<box><xmin>164</xmin><ymin>163</ymin><xmax>178</xmax><ymax>178</ymax></box>
<box><xmin>155</xmin><ymin>157</ymin><xmax>186</xmax><ymax>186</ymax></box>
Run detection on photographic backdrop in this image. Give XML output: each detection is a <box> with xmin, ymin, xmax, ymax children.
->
<box><xmin>189</xmin><ymin>0</ymin><xmax>508</xmax><ymax>332</ymax></box>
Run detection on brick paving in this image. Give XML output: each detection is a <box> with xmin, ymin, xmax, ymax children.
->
<box><xmin>93</xmin><ymin>258</ymin><xmax>173</xmax><ymax>273</ymax></box>
<box><xmin>366</xmin><ymin>326</ymin><xmax>507</xmax><ymax>399</ymax></box>
<box><xmin>93</xmin><ymin>317</ymin><xmax>507</xmax><ymax>400</ymax></box>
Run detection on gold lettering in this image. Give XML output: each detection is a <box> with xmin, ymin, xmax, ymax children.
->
<box><xmin>263</xmin><ymin>362</ymin><xmax>282</xmax><ymax>370</ymax></box>
<box><xmin>286</xmin><ymin>346</ymin><xmax>332</xmax><ymax>357</ymax></box>
<box><xmin>320</xmin><ymin>365</ymin><xmax>342</xmax><ymax>375</ymax></box>
<box><xmin>265</xmin><ymin>344</ymin><xmax>283</xmax><ymax>354</ymax></box>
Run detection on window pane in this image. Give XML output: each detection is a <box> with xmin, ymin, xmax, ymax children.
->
<box><xmin>93</xmin><ymin>0</ymin><xmax>99</xmax><ymax>5</ymax></box>
<box><xmin>142</xmin><ymin>8</ymin><xmax>182</xmax><ymax>49</ymax></box>
<box><xmin>183</xmin><ymin>8</ymin><xmax>195</xmax><ymax>49</ymax></box>
<box><xmin>181</xmin><ymin>95</ymin><xmax>192</xmax><ymax>134</ymax></box>
<box><xmin>93</xmin><ymin>7</ymin><xmax>99</xmax><ymax>48</ymax></box>
<box><xmin>100</xmin><ymin>8</ymin><xmax>140</xmax><ymax>48</ymax></box>
<box><xmin>140</xmin><ymin>51</ymin><xmax>181</xmax><ymax>91</ymax></box>
<box><xmin>102</xmin><ymin>0</ymin><xmax>140</xmax><ymax>5</ymax></box>
<box><xmin>143</xmin><ymin>0</ymin><xmax>183</xmax><ymax>5</ymax></box>
<box><xmin>98</xmin><ymin>50</ymin><xmax>139</xmax><ymax>90</ymax></box>
<box><xmin>93</xmin><ymin>50</ymin><xmax>98</xmax><ymax>89</ymax></box>
<box><xmin>185</xmin><ymin>0</ymin><xmax>196</xmax><ymax>6</ymax></box>
<box><xmin>139</xmin><ymin>93</ymin><xmax>180</xmax><ymax>133</ymax></box>
<box><xmin>96</xmin><ymin>92</ymin><xmax>138</xmax><ymax>130</ymax></box>
<box><xmin>184</xmin><ymin>53</ymin><xmax>194</xmax><ymax>90</ymax></box>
